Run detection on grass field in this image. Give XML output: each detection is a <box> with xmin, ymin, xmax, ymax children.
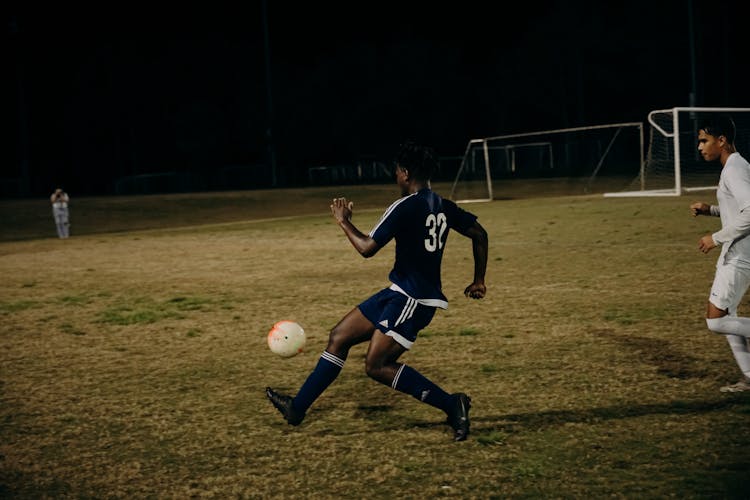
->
<box><xmin>1</xmin><ymin>184</ymin><xmax>749</xmax><ymax>498</ymax></box>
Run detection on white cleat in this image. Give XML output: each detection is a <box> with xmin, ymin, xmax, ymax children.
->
<box><xmin>720</xmin><ymin>378</ymin><xmax>750</xmax><ymax>393</ymax></box>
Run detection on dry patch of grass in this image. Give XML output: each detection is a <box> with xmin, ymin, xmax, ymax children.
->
<box><xmin>1</xmin><ymin>189</ymin><xmax>749</xmax><ymax>497</ymax></box>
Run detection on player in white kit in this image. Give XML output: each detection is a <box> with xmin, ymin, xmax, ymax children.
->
<box><xmin>690</xmin><ymin>115</ymin><xmax>750</xmax><ymax>392</ymax></box>
<box><xmin>50</xmin><ymin>188</ymin><xmax>70</xmax><ymax>239</ymax></box>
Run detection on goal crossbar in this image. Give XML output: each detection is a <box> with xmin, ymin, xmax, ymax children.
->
<box><xmin>451</xmin><ymin>122</ymin><xmax>643</xmax><ymax>202</ymax></box>
<box><xmin>477</xmin><ymin>121</ymin><xmax>643</xmax><ymax>143</ymax></box>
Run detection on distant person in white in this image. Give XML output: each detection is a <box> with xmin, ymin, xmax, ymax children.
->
<box><xmin>50</xmin><ymin>188</ymin><xmax>70</xmax><ymax>239</ymax></box>
<box><xmin>691</xmin><ymin>114</ymin><xmax>750</xmax><ymax>392</ymax></box>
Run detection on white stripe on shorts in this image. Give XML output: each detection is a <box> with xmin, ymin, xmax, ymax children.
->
<box><xmin>395</xmin><ymin>298</ymin><xmax>417</xmax><ymax>327</ymax></box>
<box><xmin>388</xmin><ymin>283</ymin><xmax>448</xmax><ymax>309</ymax></box>
<box><xmin>385</xmin><ymin>330</ymin><xmax>414</xmax><ymax>350</ymax></box>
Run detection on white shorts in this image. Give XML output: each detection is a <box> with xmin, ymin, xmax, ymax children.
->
<box><xmin>709</xmin><ymin>262</ymin><xmax>750</xmax><ymax>314</ymax></box>
<box><xmin>53</xmin><ymin>208</ymin><xmax>69</xmax><ymax>224</ymax></box>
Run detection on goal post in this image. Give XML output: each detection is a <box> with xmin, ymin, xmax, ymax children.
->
<box><xmin>447</xmin><ymin>138</ymin><xmax>494</xmax><ymax>203</ymax></box>
<box><xmin>604</xmin><ymin>107</ymin><xmax>750</xmax><ymax>197</ymax></box>
<box><xmin>449</xmin><ymin>122</ymin><xmax>644</xmax><ymax>202</ymax></box>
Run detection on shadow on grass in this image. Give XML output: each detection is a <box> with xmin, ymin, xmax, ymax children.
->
<box><xmin>592</xmin><ymin>328</ymin><xmax>711</xmax><ymax>379</ymax></box>
<box><xmin>472</xmin><ymin>397</ymin><xmax>749</xmax><ymax>435</ymax></box>
<box><xmin>323</xmin><ymin>394</ymin><xmax>750</xmax><ymax>435</ymax></box>
<box><xmin>302</xmin><ymin>396</ymin><xmax>749</xmax><ymax>436</ymax></box>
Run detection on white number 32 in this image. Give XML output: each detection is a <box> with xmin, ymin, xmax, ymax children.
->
<box><xmin>424</xmin><ymin>213</ymin><xmax>447</xmax><ymax>252</ymax></box>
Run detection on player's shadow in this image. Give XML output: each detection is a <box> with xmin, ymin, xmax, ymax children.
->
<box><xmin>591</xmin><ymin>329</ymin><xmax>710</xmax><ymax>379</ymax></box>
<box><xmin>313</xmin><ymin>397</ymin><xmax>746</xmax><ymax>436</ymax></box>
<box><xmin>469</xmin><ymin>397</ymin><xmax>746</xmax><ymax>438</ymax></box>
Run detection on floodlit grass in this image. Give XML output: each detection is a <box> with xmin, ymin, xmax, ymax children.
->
<box><xmin>1</xmin><ymin>186</ymin><xmax>749</xmax><ymax>498</ymax></box>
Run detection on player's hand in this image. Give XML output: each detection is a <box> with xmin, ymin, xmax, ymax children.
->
<box><xmin>464</xmin><ymin>282</ymin><xmax>486</xmax><ymax>299</ymax></box>
<box><xmin>690</xmin><ymin>202</ymin><xmax>711</xmax><ymax>217</ymax></box>
<box><xmin>698</xmin><ymin>234</ymin><xmax>717</xmax><ymax>254</ymax></box>
<box><xmin>330</xmin><ymin>197</ymin><xmax>354</xmax><ymax>223</ymax></box>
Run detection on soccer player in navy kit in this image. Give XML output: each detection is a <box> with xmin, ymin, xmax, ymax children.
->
<box><xmin>267</xmin><ymin>142</ymin><xmax>488</xmax><ymax>441</ymax></box>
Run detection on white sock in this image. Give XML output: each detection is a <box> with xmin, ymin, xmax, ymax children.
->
<box><xmin>706</xmin><ymin>316</ymin><xmax>750</xmax><ymax>339</ymax></box>
<box><xmin>725</xmin><ymin>334</ymin><xmax>750</xmax><ymax>380</ymax></box>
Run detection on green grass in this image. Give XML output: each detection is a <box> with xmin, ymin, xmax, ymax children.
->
<box><xmin>94</xmin><ymin>296</ymin><xmax>218</xmax><ymax>325</ymax></box>
<box><xmin>0</xmin><ymin>185</ymin><xmax>748</xmax><ymax>498</ymax></box>
<box><xmin>0</xmin><ymin>300</ymin><xmax>37</xmax><ymax>313</ymax></box>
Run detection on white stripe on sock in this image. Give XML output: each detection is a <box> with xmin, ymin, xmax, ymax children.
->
<box><xmin>392</xmin><ymin>364</ymin><xmax>405</xmax><ymax>389</ymax></box>
<box><xmin>321</xmin><ymin>351</ymin><xmax>345</xmax><ymax>368</ymax></box>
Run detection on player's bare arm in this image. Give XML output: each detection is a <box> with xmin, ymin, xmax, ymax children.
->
<box><xmin>455</xmin><ymin>220</ymin><xmax>488</xmax><ymax>299</ymax></box>
<box><xmin>330</xmin><ymin>197</ymin><xmax>380</xmax><ymax>258</ymax></box>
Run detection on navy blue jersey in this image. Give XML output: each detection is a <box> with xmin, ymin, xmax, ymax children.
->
<box><xmin>368</xmin><ymin>188</ymin><xmax>478</xmax><ymax>307</ymax></box>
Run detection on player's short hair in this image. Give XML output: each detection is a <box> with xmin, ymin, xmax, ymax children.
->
<box><xmin>396</xmin><ymin>141</ymin><xmax>438</xmax><ymax>182</ymax></box>
<box><xmin>699</xmin><ymin>114</ymin><xmax>736</xmax><ymax>144</ymax></box>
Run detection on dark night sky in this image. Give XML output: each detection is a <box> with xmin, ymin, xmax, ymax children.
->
<box><xmin>4</xmin><ymin>1</ymin><xmax>749</xmax><ymax>196</ymax></box>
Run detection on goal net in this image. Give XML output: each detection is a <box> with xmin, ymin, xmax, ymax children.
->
<box><xmin>604</xmin><ymin>107</ymin><xmax>750</xmax><ymax>197</ymax></box>
<box><xmin>449</xmin><ymin>122</ymin><xmax>644</xmax><ymax>202</ymax></box>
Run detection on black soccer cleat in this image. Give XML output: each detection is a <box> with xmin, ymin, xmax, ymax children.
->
<box><xmin>446</xmin><ymin>393</ymin><xmax>471</xmax><ymax>441</ymax></box>
<box><xmin>265</xmin><ymin>387</ymin><xmax>305</xmax><ymax>426</ymax></box>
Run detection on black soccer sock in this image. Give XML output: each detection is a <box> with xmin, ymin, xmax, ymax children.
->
<box><xmin>292</xmin><ymin>351</ymin><xmax>345</xmax><ymax>413</ymax></box>
<box><xmin>391</xmin><ymin>364</ymin><xmax>452</xmax><ymax>413</ymax></box>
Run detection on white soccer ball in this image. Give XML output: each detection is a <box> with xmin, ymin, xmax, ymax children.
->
<box><xmin>267</xmin><ymin>320</ymin><xmax>306</xmax><ymax>358</ymax></box>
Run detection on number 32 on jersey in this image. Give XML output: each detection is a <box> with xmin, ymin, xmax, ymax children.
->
<box><xmin>424</xmin><ymin>213</ymin><xmax>447</xmax><ymax>252</ymax></box>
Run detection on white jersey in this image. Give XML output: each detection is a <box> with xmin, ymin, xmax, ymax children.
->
<box><xmin>714</xmin><ymin>152</ymin><xmax>750</xmax><ymax>268</ymax></box>
<box><xmin>51</xmin><ymin>192</ymin><xmax>69</xmax><ymax>212</ymax></box>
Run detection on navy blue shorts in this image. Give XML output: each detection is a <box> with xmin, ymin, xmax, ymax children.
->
<box><xmin>358</xmin><ymin>288</ymin><xmax>436</xmax><ymax>349</ymax></box>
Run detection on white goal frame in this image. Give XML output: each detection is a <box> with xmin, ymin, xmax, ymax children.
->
<box><xmin>450</xmin><ymin>122</ymin><xmax>644</xmax><ymax>203</ymax></box>
<box><xmin>604</xmin><ymin>107</ymin><xmax>750</xmax><ymax>197</ymax></box>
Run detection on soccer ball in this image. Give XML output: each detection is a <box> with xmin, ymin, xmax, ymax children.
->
<box><xmin>267</xmin><ymin>320</ymin><xmax>306</xmax><ymax>358</ymax></box>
